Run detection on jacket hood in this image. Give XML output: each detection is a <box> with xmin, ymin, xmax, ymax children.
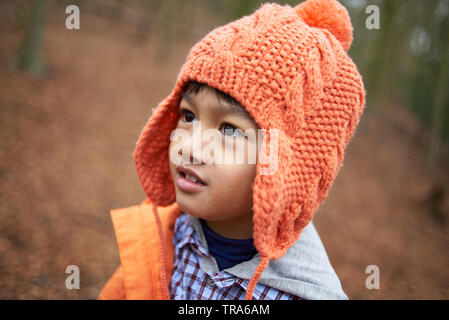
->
<box><xmin>188</xmin><ymin>213</ymin><xmax>347</xmax><ymax>299</ymax></box>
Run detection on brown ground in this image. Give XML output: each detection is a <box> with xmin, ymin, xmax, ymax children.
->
<box><xmin>0</xmin><ymin>3</ymin><xmax>448</xmax><ymax>300</ymax></box>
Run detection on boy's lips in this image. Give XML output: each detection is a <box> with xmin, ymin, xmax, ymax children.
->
<box><xmin>175</xmin><ymin>165</ymin><xmax>207</xmax><ymax>192</ymax></box>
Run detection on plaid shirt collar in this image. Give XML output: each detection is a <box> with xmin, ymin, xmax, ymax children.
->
<box><xmin>173</xmin><ymin>213</ymin><xmax>215</xmax><ymax>265</ymax></box>
<box><xmin>175</xmin><ymin>213</ymin><xmax>263</xmax><ymax>272</ymax></box>
<box><xmin>170</xmin><ymin>212</ymin><xmax>299</xmax><ymax>299</ymax></box>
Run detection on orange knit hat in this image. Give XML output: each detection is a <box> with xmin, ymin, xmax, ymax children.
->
<box><xmin>134</xmin><ymin>0</ymin><xmax>366</xmax><ymax>300</ymax></box>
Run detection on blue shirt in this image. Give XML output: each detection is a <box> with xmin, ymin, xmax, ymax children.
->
<box><xmin>199</xmin><ymin>218</ymin><xmax>258</xmax><ymax>271</ymax></box>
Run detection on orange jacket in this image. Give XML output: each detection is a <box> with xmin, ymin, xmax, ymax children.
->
<box><xmin>97</xmin><ymin>199</ymin><xmax>181</xmax><ymax>300</ymax></box>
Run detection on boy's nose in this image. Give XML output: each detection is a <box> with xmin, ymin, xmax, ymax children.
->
<box><xmin>178</xmin><ymin>125</ymin><xmax>213</xmax><ymax>165</ymax></box>
<box><xmin>178</xmin><ymin>138</ymin><xmax>202</xmax><ymax>165</ymax></box>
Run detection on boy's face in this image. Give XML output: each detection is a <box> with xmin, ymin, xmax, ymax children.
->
<box><xmin>168</xmin><ymin>86</ymin><xmax>261</xmax><ymax>239</ymax></box>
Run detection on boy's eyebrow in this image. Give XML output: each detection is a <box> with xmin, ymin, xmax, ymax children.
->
<box><xmin>181</xmin><ymin>91</ymin><xmax>252</xmax><ymax>119</ymax></box>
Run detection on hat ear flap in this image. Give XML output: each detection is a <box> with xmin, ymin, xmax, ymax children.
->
<box><xmin>252</xmin><ymin>129</ymin><xmax>310</xmax><ymax>259</ymax></box>
<box><xmin>134</xmin><ymin>88</ymin><xmax>182</xmax><ymax>206</ymax></box>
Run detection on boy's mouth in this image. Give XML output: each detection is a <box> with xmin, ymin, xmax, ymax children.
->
<box><xmin>179</xmin><ymin>171</ymin><xmax>207</xmax><ymax>186</ymax></box>
<box><xmin>176</xmin><ymin>165</ymin><xmax>207</xmax><ymax>186</ymax></box>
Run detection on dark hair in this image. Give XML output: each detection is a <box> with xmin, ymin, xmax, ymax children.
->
<box><xmin>182</xmin><ymin>80</ymin><xmax>242</xmax><ymax>109</ymax></box>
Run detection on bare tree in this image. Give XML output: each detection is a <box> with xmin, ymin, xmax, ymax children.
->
<box><xmin>15</xmin><ymin>0</ymin><xmax>48</xmax><ymax>75</ymax></box>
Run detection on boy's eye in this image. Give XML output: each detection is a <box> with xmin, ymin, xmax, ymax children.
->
<box><xmin>180</xmin><ymin>108</ymin><xmax>244</xmax><ymax>138</ymax></box>
<box><xmin>180</xmin><ymin>109</ymin><xmax>195</xmax><ymax>122</ymax></box>
<box><xmin>221</xmin><ymin>123</ymin><xmax>244</xmax><ymax>137</ymax></box>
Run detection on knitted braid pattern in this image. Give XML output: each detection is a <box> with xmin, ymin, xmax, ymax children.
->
<box><xmin>134</xmin><ymin>0</ymin><xmax>366</xmax><ymax>298</ymax></box>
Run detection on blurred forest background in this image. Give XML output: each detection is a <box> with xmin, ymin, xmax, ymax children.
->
<box><xmin>0</xmin><ymin>0</ymin><xmax>448</xmax><ymax>299</ymax></box>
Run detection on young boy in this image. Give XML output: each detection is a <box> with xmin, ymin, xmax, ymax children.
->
<box><xmin>98</xmin><ymin>0</ymin><xmax>365</xmax><ymax>300</ymax></box>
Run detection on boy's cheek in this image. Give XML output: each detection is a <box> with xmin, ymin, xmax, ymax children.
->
<box><xmin>213</xmin><ymin>164</ymin><xmax>257</xmax><ymax>189</ymax></box>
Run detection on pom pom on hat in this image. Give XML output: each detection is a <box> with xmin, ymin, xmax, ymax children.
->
<box><xmin>295</xmin><ymin>0</ymin><xmax>353</xmax><ymax>51</ymax></box>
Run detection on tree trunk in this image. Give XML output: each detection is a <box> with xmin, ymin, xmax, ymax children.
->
<box><xmin>15</xmin><ymin>0</ymin><xmax>48</xmax><ymax>75</ymax></box>
<box><xmin>428</xmin><ymin>31</ymin><xmax>449</xmax><ymax>167</ymax></box>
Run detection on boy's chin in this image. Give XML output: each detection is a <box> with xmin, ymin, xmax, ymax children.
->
<box><xmin>175</xmin><ymin>201</ymin><xmax>218</xmax><ymax>222</ymax></box>
<box><xmin>175</xmin><ymin>195</ymin><xmax>205</xmax><ymax>217</ymax></box>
